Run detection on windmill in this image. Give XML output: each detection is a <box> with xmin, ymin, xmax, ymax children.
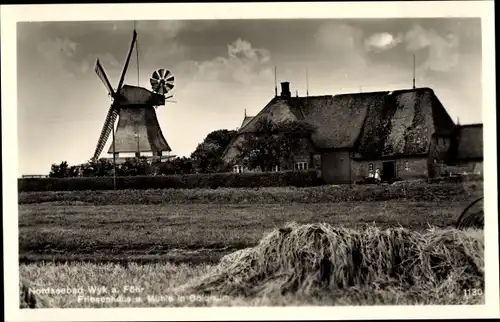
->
<box><xmin>91</xmin><ymin>28</ymin><xmax>175</xmax><ymax>167</ymax></box>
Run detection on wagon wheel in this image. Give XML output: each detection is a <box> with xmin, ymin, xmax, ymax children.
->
<box><xmin>456</xmin><ymin>197</ymin><xmax>484</xmax><ymax>230</ymax></box>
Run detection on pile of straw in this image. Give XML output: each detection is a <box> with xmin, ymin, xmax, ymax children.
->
<box><xmin>178</xmin><ymin>223</ymin><xmax>484</xmax><ymax>298</ymax></box>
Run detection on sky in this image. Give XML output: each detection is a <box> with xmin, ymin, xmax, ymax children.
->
<box><xmin>17</xmin><ymin>18</ymin><xmax>482</xmax><ymax>176</ymax></box>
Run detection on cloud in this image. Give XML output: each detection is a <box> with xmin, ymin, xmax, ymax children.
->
<box><xmin>36</xmin><ymin>37</ymin><xmax>80</xmax><ymax>78</ymax></box>
<box><xmin>155</xmin><ymin>21</ymin><xmax>187</xmax><ymax>39</ymax></box>
<box><xmin>364</xmin><ymin>32</ymin><xmax>403</xmax><ymax>52</ymax></box>
<box><xmin>314</xmin><ymin>22</ymin><xmax>367</xmax><ymax>70</ymax></box>
<box><xmin>193</xmin><ymin>38</ymin><xmax>272</xmax><ymax>85</ymax></box>
<box><xmin>227</xmin><ymin>38</ymin><xmax>270</xmax><ymax>63</ymax></box>
<box><xmin>80</xmin><ymin>60</ymin><xmax>90</xmax><ymax>73</ymax></box>
<box><xmin>98</xmin><ymin>52</ymin><xmax>121</xmax><ymax>68</ymax></box>
<box><xmin>404</xmin><ymin>24</ymin><xmax>459</xmax><ymax>72</ymax></box>
<box><xmin>143</xmin><ymin>20</ymin><xmax>218</xmax><ymax>40</ymax></box>
<box><xmin>35</xmin><ymin>34</ymin><xmax>125</xmax><ymax>80</ymax></box>
<box><xmin>142</xmin><ymin>41</ymin><xmax>188</xmax><ymax>63</ymax></box>
<box><xmin>37</xmin><ymin>37</ymin><xmax>78</xmax><ymax>59</ymax></box>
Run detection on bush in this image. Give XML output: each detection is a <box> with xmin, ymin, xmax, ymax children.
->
<box><xmin>18</xmin><ymin>170</ymin><xmax>324</xmax><ymax>192</ymax></box>
<box><xmin>18</xmin><ymin>180</ymin><xmax>482</xmax><ymax>205</ymax></box>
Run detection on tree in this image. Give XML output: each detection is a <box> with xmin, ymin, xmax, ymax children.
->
<box><xmin>49</xmin><ymin>161</ymin><xmax>69</xmax><ymax>178</ymax></box>
<box><xmin>93</xmin><ymin>158</ymin><xmax>114</xmax><ymax>176</ymax></box>
<box><xmin>234</xmin><ymin>119</ymin><xmax>316</xmax><ymax>172</ymax></box>
<box><xmin>117</xmin><ymin>157</ymin><xmax>150</xmax><ymax>176</ymax></box>
<box><xmin>191</xmin><ymin>129</ymin><xmax>237</xmax><ymax>173</ymax></box>
<box><xmin>67</xmin><ymin>165</ymin><xmax>83</xmax><ymax>177</ymax></box>
<box><xmin>155</xmin><ymin>157</ymin><xmax>194</xmax><ymax>175</ymax></box>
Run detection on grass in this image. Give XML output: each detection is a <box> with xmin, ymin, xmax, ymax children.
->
<box><xmin>18</xmin><ymin>200</ymin><xmax>476</xmax><ymax>264</ymax></box>
<box><xmin>18</xmin><ymin>182</ymin><xmax>484</xmax><ymax>307</ymax></box>
<box><xmin>19</xmin><ymin>224</ymin><xmax>484</xmax><ymax>307</ymax></box>
<box><xmin>18</xmin><ymin>180</ymin><xmax>483</xmax><ymax>205</ymax></box>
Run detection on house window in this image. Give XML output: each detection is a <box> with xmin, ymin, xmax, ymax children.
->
<box><xmin>233</xmin><ymin>165</ymin><xmax>243</xmax><ymax>173</ymax></box>
<box><xmin>404</xmin><ymin>161</ymin><xmax>409</xmax><ymax>171</ymax></box>
<box><xmin>313</xmin><ymin>154</ymin><xmax>321</xmax><ymax>169</ymax></box>
<box><xmin>295</xmin><ymin>162</ymin><xmax>308</xmax><ymax>171</ymax></box>
<box><xmin>271</xmin><ymin>165</ymin><xmax>281</xmax><ymax>172</ymax></box>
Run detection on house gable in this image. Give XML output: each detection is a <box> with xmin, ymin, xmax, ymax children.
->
<box><xmin>223</xmin><ymin>96</ymin><xmax>304</xmax><ymax>164</ymax></box>
<box><xmin>455</xmin><ymin>124</ymin><xmax>483</xmax><ymax>161</ymax></box>
<box><xmin>241</xmin><ymin>116</ymin><xmax>254</xmax><ymax>128</ymax></box>
<box><xmin>238</xmin><ymin>97</ymin><xmax>304</xmax><ymax>134</ymax></box>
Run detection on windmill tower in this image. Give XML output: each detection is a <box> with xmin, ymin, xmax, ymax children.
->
<box><xmin>92</xmin><ymin>29</ymin><xmax>175</xmax><ymax>163</ymax></box>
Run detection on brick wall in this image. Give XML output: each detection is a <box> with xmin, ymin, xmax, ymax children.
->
<box><xmin>395</xmin><ymin>158</ymin><xmax>428</xmax><ymax>179</ymax></box>
<box><xmin>350</xmin><ymin>157</ymin><xmax>428</xmax><ymax>182</ymax></box>
<box><xmin>435</xmin><ymin>161</ymin><xmax>483</xmax><ymax>176</ymax></box>
<box><xmin>350</xmin><ymin>158</ymin><xmax>381</xmax><ymax>182</ymax></box>
<box><xmin>321</xmin><ymin>151</ymin><xmax>351</xmax><ymax>183</ymax></box>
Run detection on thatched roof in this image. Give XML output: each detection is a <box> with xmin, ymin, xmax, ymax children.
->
<box><xmin>354</xmin><ymin>88</ymin><xmax>456</xmax><ymax>158</ymax></box>
<box><xmin>225</xmin><ymin>87</ymin><xmax>458</xmax><ymax>160</ymax></box>
<box><xmin>238</xmin><ymin>97</ymin><xmax>305</xmax><ymax>134</ymax></box>
<box><xmin>456</xmin><ymin>124</ymin><xmax>483</xmax><ymax>160</ymax></box>
<box><xmin>299</xmin><ymin>94</ymin><xmax>376</xmax><ymax>149</ymax></box>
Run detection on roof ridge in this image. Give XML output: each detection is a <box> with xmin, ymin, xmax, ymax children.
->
<box><xmin>459</xmin><ymin>123</ymin><xmax>483</xmax><ymax>127</ymax></box>
<box><xmin>299</xmin><ymin>95</ymin><xmax>334</xmax><ymax>98</ymax></box>
<box><xmin>332</xmin><ymin>87</ymin><xmax>435</xmax><ymax>97</ymax></box>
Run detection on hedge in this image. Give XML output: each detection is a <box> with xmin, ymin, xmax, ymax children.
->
<box><xmin>18</xmin><ymin>170</ymin><xmax>324</xmax><ymax>192</ymax></box>
<box><xmin>18</xmin><ymin>181</ymin><xmax>483</xmax><ymax>205</ymax></box>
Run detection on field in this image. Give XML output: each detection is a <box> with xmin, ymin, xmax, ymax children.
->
<box><xmin>18</xmin><ymin>181</ymin><xmax>485</xmax><ymax>307</ymax></box>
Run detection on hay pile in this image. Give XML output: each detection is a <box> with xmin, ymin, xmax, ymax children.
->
<box><xmin>178</xmin><ymin>223</ymin><xmax>484</xmax><ymax>299</ymax></box>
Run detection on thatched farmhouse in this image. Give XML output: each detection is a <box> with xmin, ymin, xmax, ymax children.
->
<box><xmin>223</xmin><ymin>82</ymin><xmax>483</xmax><ymax>184</ymax></box>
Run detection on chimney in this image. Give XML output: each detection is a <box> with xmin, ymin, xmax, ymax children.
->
<box><xmin>280</xmin><ymin>82</ymin><xmax>291</xmax><ymax>97</ymax></box>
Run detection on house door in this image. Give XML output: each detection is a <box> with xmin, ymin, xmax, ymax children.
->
<box><xmin>382</xmin><ymin>161</ymin><xmax>396</xmax><ymax>181</ymax></box>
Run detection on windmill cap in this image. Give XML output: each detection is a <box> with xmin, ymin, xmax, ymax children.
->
<box><xmin>115</xmin><ymin>85</ymin><xmax>165</xmax><ymax>106</ymax></box>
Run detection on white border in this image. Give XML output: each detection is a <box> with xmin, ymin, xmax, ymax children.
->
<box><xmin>2</xmin><ymin>1</ymin><xmax>498</xmax><ymax>320</ymax></box>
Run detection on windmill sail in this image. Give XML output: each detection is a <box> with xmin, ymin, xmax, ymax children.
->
<box><xmin>91</xmin><ymin>30</ymin><xmax>137</xmax><ymax>161</ymax></box>
<box><xmin>92</xmin><ymin>106</ymin><xmax>119</xmax><ymax>161</ymax></box>
<box><xmin>116</xmin><ymin>30</ymin><xmax>137</xmax><ymax>92</ymax></box>
<box><xmin>95</xmin><ymin>59</ymin><xmax>115</xmax><ymax>96</ymax></box>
